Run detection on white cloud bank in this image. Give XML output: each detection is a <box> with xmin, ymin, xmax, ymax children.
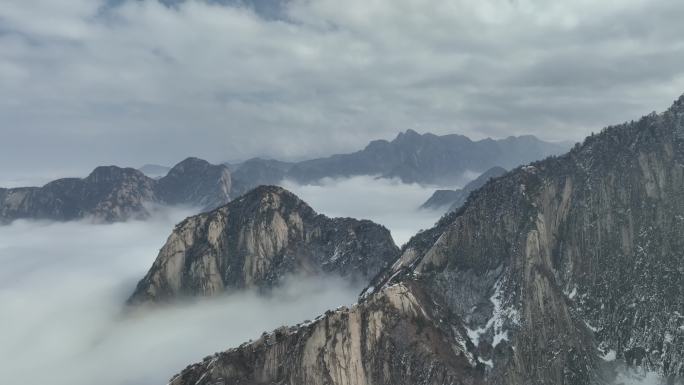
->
<box><xmin>0</xmin><ymin>179</ymin><xmax>673</xmax><ymax>385</ymax></box>
<box><xmin>0</xmin><ymin>210</ymin><xmax>362</xmax><ymax>385</ymax></box>
<box><xmin>281</xmin><ymin>175</ymin><xmax>449</xmax><ymax>246</ymax></box>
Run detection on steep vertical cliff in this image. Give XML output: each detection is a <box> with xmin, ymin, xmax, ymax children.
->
<box><xmin>127</xmin><ymin>185</ymin><xmax>399</xmax><ymax>305</ymax></box>
<box><xmin>169</xmin><ymin>96</ymin><xmax>684</xmax><ymax>385</ymax></box>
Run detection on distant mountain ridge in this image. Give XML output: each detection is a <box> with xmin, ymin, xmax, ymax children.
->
<box><xmin>1</xmin><ymin>132</ymin><xmax>569</xmax><ymax>223</ymax></box>
<box><xmin>284</xmin><ymin>130</ymin><xmax>569</xmax><ymax>185</ymax></box>
<box><xmin>225</xmin><ymin>131</ymin><xmax>569</xmax><ymax>189</ymax></box>
<box><xmin>0</xmin><ymin>157</ymin><xmax>231</xmax><ymax>223</ymax></box>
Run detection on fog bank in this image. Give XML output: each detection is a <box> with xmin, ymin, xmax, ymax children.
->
<box><xmin>281</xmin><ymin>175</ymin><xmax>450</xmax><ymax>246</ymax></box>
<box><xmin>0</xmin><ymin>211</ymin><xmax>362</xmax><ymax>385</ymax></box>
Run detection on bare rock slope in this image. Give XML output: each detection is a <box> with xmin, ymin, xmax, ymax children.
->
<box><xmin>169</xmin><ymin>95</ymin><xmax>684</xmax><ymax>385</ymax></box>
<box><xmin>127</xmin><ymin>185</ymin><xmax>399</xmax><ymax>305</ymax></box>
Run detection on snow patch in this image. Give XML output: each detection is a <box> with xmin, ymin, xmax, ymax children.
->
<box><xmin>465</xmin><ymin>277</ymin><xmax>520</xmax><ymax>351</ymax></box>
<box><xmin>601</xmin><ymin>349</ymin><xmax>616</xmax><ymax>361</ymax></box>
<box><xmin>584</xmin><ymin>320</ymin><xmax>599</xmax><ymax>333</ymax></box>
<box><xmin>478</xmin><ymin>358</ymin><xmax>493</xmax><ymax>368</ymax></box>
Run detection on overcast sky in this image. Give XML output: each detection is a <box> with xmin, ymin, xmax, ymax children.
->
<box><xmin>1</xmin><ymin>0</ymin><xmax>684</xmax><ymax>180</ymax></box>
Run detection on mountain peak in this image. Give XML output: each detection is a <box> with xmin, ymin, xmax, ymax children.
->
<box><xmin>231</xmin><ymin>185</ymin><xmax>305</xmax><ymax>212</ymax></box>
<box><xmin>168</xmin><ymin>157</ymin><xmax>213</xmax><ymax>174</ymax></box>
<box><xmin>86</xmin><ymin>166</ymin><xmax>146</xmax><ymax>182</ymax></box>
<box><xmin>669</xmin><ymin>93</ymin><xmax>684</xmax><ymax>113</ymax></box>
<box><xmin>394</xmin><ymin>129</ymin><xmax>422</xmax><ymax>141</ymax></box>
<box><xmin>245</xmin><ymin>184</ymin><xmax>288</xmax><ymax>196</ymax></box>
<box><xmin>156</xmin><ymin>158</ymin><xmax>231</xmax><ymax>210</ymax></box>
<box><xmin>240</xmin><ymin>184</ymin><xmax>295</xmax><ymax>201</ymax></box>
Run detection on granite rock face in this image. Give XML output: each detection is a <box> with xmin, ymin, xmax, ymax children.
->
<box><xmin>171</xmin><ymin>280</ymin><xmax>485</xmax><ymax>385</ymax></box>
<box><xmin>127</xmin><ymin>185</ymin><xmax>399</xmax><ymax>305</ymax></box>
<box><xmin>0</xmin><ymin>157</ymin><xmax>232</xmax><ymax>223</ymax></box>
<box><xmin>420</xmin><ymin>166</ymin><xmax>507</xmax><ymax>211</ymax></box>
<box><xmin>169</xmin><ymin>96</ymin><xmax>684</xmax><ymax>385</ymax></box>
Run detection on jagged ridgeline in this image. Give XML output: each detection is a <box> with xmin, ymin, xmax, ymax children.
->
<box><xmin>0</xmin><ymin>157</ymin><xmax>232</xmax><ymax>223</ymax></box>
<box><xmin>169</xmin><ymin>96</ymin><xmax>684</xmax><ymax>385</ymax></box>
<box><xmin>127</xmin><ymin>185</ymin><xmax>400</xmax><ymax>305</ymax></box>
<box><xmin>0</xmin><ymin>133</ymin><xmax>567</xmax><ymax>224</ymax></box>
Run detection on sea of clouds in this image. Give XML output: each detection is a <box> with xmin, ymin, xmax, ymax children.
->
<box><xmin>1</xmin><ymin>173</ymin><xmax>669</xmax><ymax>385</ymax></box>
<box><xmin>281</xmin><ymin>175</ymin><xmax>451</xmax><ymax>246</ymax></box>
<box><xmin>0</xmin><ymin>175</ymin><xmax>449</xmax><ymax>385</ymax></box>
<box><xmin>0</xmin><ymin>209</ymin><xmax>363</xmax><ymax>385</ymax></box>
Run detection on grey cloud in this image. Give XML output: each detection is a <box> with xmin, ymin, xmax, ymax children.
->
<box><xmin>1</xmin><ymin>0</ymin><xmax>684</xmax><ymax>179</ymax></box>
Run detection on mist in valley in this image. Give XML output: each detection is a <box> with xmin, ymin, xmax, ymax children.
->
<box><xmin>0</xmin><ymin>210</ymin><xmax>363</xmax><ymax>385</ymax></box>
<box><xmin>0</xmin><ymin>178</ymin><xmax>451</xmax><ymax>385</ymax></box>
<box><xmin>281</xmin><ymin>175</ymin><xmax>452</xmax><ymax>246</ymax></box>
<box><xmin>0</xmin><ymin>175</ymin><xmax>675</xmax><ymax>385</ymax></box>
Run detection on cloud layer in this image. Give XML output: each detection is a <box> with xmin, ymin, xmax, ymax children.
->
<box><xmin>281</xmin><ymin>175</ymin><xmax>448</xmax><ymax>246</ymax></box>
<box><xmin>1</xmin><ymin>0</ymin><xmax>684</xmax><ymax>178</ymax></box>
<box><xmin>0</xmin><ymin>211</ymin><xmax>362</xmax><ymax>385</ymax></box>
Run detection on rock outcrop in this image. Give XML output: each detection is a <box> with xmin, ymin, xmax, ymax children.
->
<box><xmin>0</xmin><ymin>157</ymin><xmax>232</xmax><ymax>223</ymax></box>
<box><xmin>420</xmin><ymin>166</ymin><xmax>507</xmax><ymax>211</ymax></box>
<box><xmin>127</xmin><ymin>185</ymin><xmax>399</xmax><ymax>305</ymax></box>
<box><xmin>169</xmin><ymin>95</ymin><xmax>684</xmax><ymax>385</ymax></box>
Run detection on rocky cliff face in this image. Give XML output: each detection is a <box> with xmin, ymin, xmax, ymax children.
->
<box><xmin>127</xmin><ymin>185</ymin><xmax>399</xmax><ymax>305</ymax></box>
<box><xmin>169</xmin><ymin>96</ymin><xmax>684</xmax><ymax>385</ymax></box>
<box><xmin>0</xmin><ymin>157</ymin><xmax>232</xmax><ymax>223</ymax></box>
<box><xmin>171</xmin><ymin>280</ymin><xmax>485</xmax><ymax>385</ymax></box>
<box><xmin>420</xmin><ymin>166</ymin><xmax>507</xmax><ymax>211</ymax></box>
